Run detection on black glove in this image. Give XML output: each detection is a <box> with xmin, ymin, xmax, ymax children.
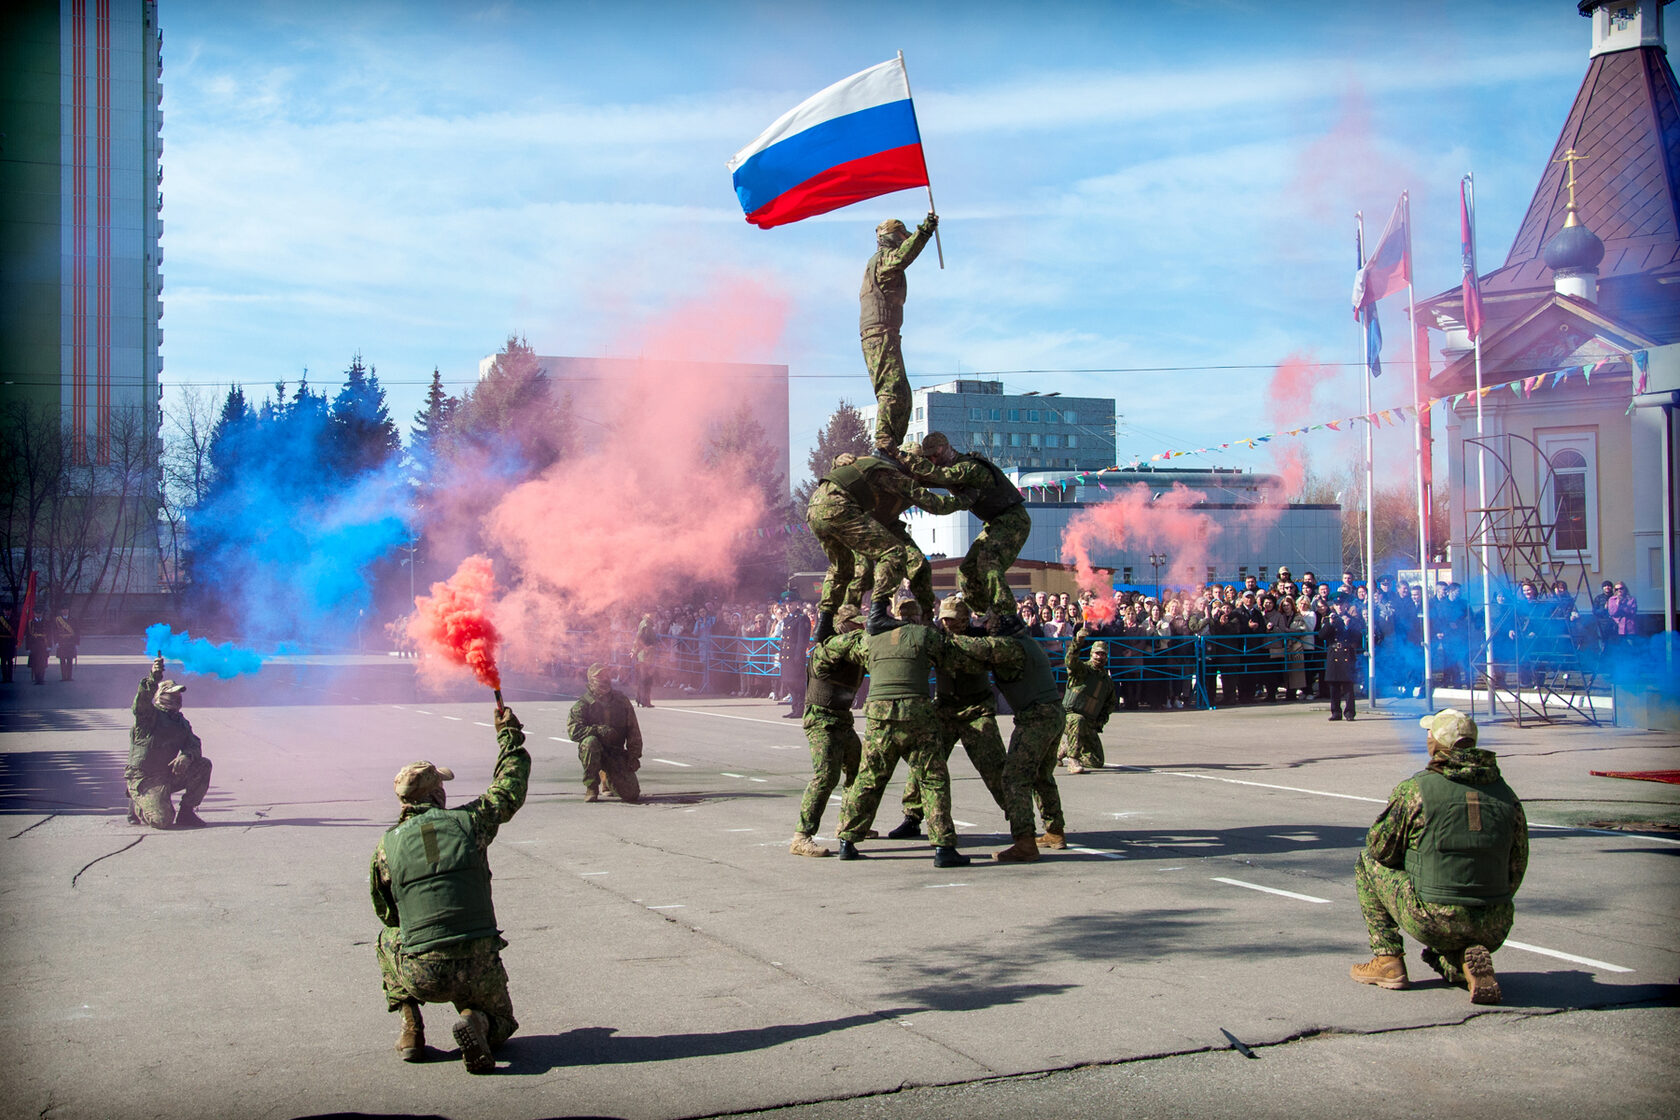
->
<box><xmin>923</xmin><ymin>211</ymin><xmax>938</xmax><ymax>232</ymax></box>
<box><xmin>494</xmin><ymin>706</ymin><xmax>522</xmax><ymax>732</ymax></box>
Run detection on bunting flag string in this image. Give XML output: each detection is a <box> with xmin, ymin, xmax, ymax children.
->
<box><xmin>1016</xmin><ymin>348</ymin><xmax>1652</xmax><ymax>495</ymax></box>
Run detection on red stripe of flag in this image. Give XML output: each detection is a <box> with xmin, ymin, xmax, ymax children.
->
<box><xmin>745</xmin><ymin>144</ymin><xmax>928</xmax><ymax>229</ymax></box>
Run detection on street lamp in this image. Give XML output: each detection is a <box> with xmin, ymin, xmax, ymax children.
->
<box><xmin>1148</xmin><ymin>552</ymin><xmax>1167</xmax><ymax>601</ymax></box>
<box><xmin>398</xmin><ymin>537</ymin><xmax>421</xmax><ymax>605</ymax></box>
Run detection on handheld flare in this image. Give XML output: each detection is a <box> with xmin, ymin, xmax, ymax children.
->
<box><xmin>494</xmin><ymin>688</ymin><xmax>504</xmax><ymax>711</ymax></box>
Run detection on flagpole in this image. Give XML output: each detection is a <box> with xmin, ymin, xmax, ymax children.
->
<box><xmin>1404</xmin><ymin>190</ymin><xmax>1434</xmax><ymax>707</ymax></box>
<box><xmin>1358</xmin><ymin>212</ymin><xmax>1377</xmax><ymax>704</ymax></box>
<box><xmin>897</xmin><ymin>50</ymin><xmax>944</xmax><ymax>269</ymax></box>
<box><xmin>1466</xmin><ymin>173</ymin><xmax>1494</xmax><ymax>712</ymax></box>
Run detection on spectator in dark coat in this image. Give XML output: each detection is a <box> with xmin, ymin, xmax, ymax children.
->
<box><xmin>779</xmin><ymin>604</ymin><xmax>812</xmax><ymax>718</ymax></box>
<box><xmin>1323</xmin><ymin>599</ymin><xmax>1365</xmax><ymax>722</ymax></box>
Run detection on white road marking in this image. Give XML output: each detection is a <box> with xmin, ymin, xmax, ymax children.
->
<box><xmin>649</xmin><ymin>758</ymin><xmax>690</xmax><ymax>767</ymax></box>
<box><xmin>665</xmin><ymin>707</ymin><xmax>791</xmax><ymax>727</ymax></box>
<box><xmin>1156</xmin><ymin>866</ymin><xmax>1185</xmax><ymax>871</ymax></box>
<box><xmin>580</xmin><ymin>871</ymin><xmax>609</xmax><ymax>877</ymax></box>
<box><xmin>1530</xmin><ymin>823</ymin><xmax>1680</xmax><ymax>846</ymax></box>
<box><xmin>748</xmin><ymin>777</ymin><xmax>768</xmax><ymax>783</ymax></box>
<box><xmin>952</xmin><ymin>819</ymin><xmax>977</xmax><ymax>828</ymax></box>
<box><xmin>1502</xmin><ymin>939</ymin><xmax>1633</xmax><ymax>973</ymax></box>
<box><xmin>829</xmin><ymin>795</ymin><xmax>842</xmax><ymax>803</ymax></box>
<box><xmin>474</xmin><ymin>722</ymin><xmax>493</xmax><ymax>728</ymax></box>
<box><xmin>548</xmin><ymin>736</ymin><xmax>571</xmax><ymax>743</ymax></box>
<box><xmin>442</xmin><ymin>715</ymin><xmax>462</xmax><ymax>721</ymax></box>
<box><xmin>1153</xmin><ymin>771</ymin><xmax>1384</xmax><ymax>804</ymax></box>
<box><xmin>925</xmin><ymin>883</ymin><xmax>968</xmax><ymax>889</ymax></box>
<box><xmin>721</xmin><ymin>772</ymin><xmax>744</xmax><ymax>778</ymax></box>
<box><xmin>1212</xmin><ymin>876</ymin><xmax>1331</xmax><ymax>904</ymax></box>
<box><xmin>413</xmin><ymin>710</ymin><xmax>433</xmax><ymax>715</ymax></box>
<box><xmin>1070</xmin><ymin>846</ymin><xmax>1126</xmax><ymax>860</ymax></box>
<box><xmin>647</xmin><ymin>904</ymin><xmax>685</xmax><ymax>910</ymax></box>
<box><xmin>726</xmin><ymin>828</ymin><xmax>755</xmax><ymax>833</ymax></box>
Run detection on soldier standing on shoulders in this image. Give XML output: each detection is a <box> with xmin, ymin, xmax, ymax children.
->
<box><xmin>914</xmin><ymin>432</ymin><xmax>1032</xmax><ymax>626</ymax></box>
<box><xmin>371</xmin><ymin>705</ymin><xmax>530</xmax><ymax>1072</ymax></box>
<box><xmin>1059</xmin><ymin>628</ymin><xmax>1117</xmax><ymax>774</ymax></box>
<box><xmin>790</xmin><ymin>605</ymin><xmax>867</xmax><ymax>857</ymax></box>
<box><xmin>1351</xmin><ymin>709</ymin><xmax>1527</xmax><ymax>1005</ymax></box>
<box><xmin>568</xmin><ymin>663</ymin><xmax>643</xmax><ymax>803</ymax></box>
<box><xmin>126</xmin><ymin>657</ymin><xmax>213</xmax><ymax>829</ymax></box>
<box><xmin>835</xmin><ymin>599</ymin><xmax>984</xmax><ymax>868</ymax></box>
<box><xmin>860</xmin><ymin>213</ymin><xmax>938</xmax><ymax>453</ymax></box>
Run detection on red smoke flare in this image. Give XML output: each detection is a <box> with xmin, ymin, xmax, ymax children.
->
<box><xmin>409</xmin><ymin>554</ymin><xmax>502</xmax><ymax>690</ymax></box>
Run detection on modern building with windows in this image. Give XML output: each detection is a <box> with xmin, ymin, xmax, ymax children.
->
<box><xmin>860</xmin><ymin>379</ymin><xmax>1117</xmax><ymax>471</ymax></box>
<box><xmin>1417</xmin><ymin>0</ymin><xmax>1680</xmax><ymax>629</ymax></box>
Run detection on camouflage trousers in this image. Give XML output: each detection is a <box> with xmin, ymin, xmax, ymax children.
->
<box><xmin>634</xmin><ymin>655</ymin><xmax>653</xmax><ymax>706</ymax></box>
<box><xmin>958</xmin><ymin>505</ymin><xmax>1032</xmax><ymax>617</ymax></box>
<box><xmin>848</xmin><ymin>533</ymin><xmax>936</xmax><ymax>619</ymax></box>
<box><xmin>578</xmin><ymin>739</ymin><xmax>641</xmax><ymax>802</ymax></box>
<box><xmin>862</xmin><ymin>331</ymin><xmax>909</xmax><ymax>451</ymax></box>
<box><xmin>377</xmin><ymin>928</ymin><xmax>518</xmax><ymax>1048</ymax></box>
<box><xmin>127</xmin><ymin>757</ymin><xmax>213</xmax><ymax>829</ymax></box>
<box><xmin>904</xmin><ymin>704</ymin><xmax>1008</xmax><ymax>819</ymax></box>
<box><xmin>798</xmin><ymin>704</ymin><xmax>862</xmax><ymax>836</ymax></box>
<box><xmin>808</xmin><ymin>483</ymin><xmax>923</xmax><ymax>615</ymax></box>
<box><xmin>1002</xmin><ymin>701</ymin><xmax>1066</xmax><ymax>839</ymax></box>
<box><xmin>1355</xmin><ymin>852</ymin><xmax>1514</xmax><ymax>963</ymax></box>
<box><xmin>1060</xmin><ymin>713</ymin><xmax>1106</xmax><ymax>769</ymax></box>
<box><xmin>840</xmin><ymin>700</ymin><xmax>953</xmax><ymax>847</ymax></box>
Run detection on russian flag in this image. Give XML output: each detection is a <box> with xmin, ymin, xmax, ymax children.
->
<box><xmin>729</xmin><ymin>58</ymin><xmax>929</xmax><ymax>230</ymax></box>
<box><xmin>1351</xmin><ymin>194</ymin><xmax>1411</xmax><ymax>313</ymax></box>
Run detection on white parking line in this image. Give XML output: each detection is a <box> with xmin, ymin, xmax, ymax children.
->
<box><xmin>925</xmin><ymin>883</ymin><xmax>968</xmax><ymax>889</ymax></box>
<box><xmin>649</xmin><ymin>758</ymin><xmax>690</xmax><ymax>767</ymax></box>
<box><xmin>726</xmin><ymin>828</ymin><xmax>755</xmax><ymax>833</ymax></box>
<box><xmin>1154</xmin><ymin>771</ymin><xmax>1384</xmax><ymax>804</ymax></box>
<box><xmin>748</xmin><ymin>777</ymin><xmax>768</xmax><ymax>783</ymax></box>
<box><xmin>1503</xmin><ymin>939</ymin><xmax>1633</xmax><ymax>973</ymax></box>
<box><xmin>665</xmin><ymin>707</ymin><xmax>791</xmax><ymax>727</ymax></box>
<box><xmin>1070</xmin><ymin>846</ymin><xmax>1126</xmax><ymax>860</ymax></box>
<box><xmin>1212</xmin><ymin>876</ymin><xmax>1331</xmax><ymax>904</ymax></box>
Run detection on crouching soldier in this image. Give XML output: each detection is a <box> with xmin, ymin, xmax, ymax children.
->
<box><xmin>126</xmin><ymin>657</ymin><xmax>212</xmax><ymax>829</ymax></box>
<box><xmin>1059</xmin><ymin>628</ymin><xmax>1117</xmax><ymax>774</ymax></box>
<box><xmin>568</xmin><ymin>663</ymin><xmax>643</xmax><ymax>803</ymax></box>
<box><xmin>1351</xmin><ymin>709</ymin><xmax>1528</xmax><ymax>1005</ymax></box>
<box><xmin>371</xmin><ymin>706</ymin><xmax>530</xmax><ymax>1072</ymax></box>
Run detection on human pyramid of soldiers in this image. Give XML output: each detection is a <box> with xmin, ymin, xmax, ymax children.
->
<box><xmin>118</xmin><ymin>214</ymin><xmax>1525</xmax><ymax>1075</ymax></box>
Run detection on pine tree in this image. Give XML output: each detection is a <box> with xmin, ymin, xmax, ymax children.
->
<box><xmin>793</xmin><ymin>400</ymin><xmax>871</xmax><ymax>506</ymax></box>
<box><xmin>206</xmin><ymin>385</ymin><xmax>252</xmax><ymax>490</ymax></box>
<box><xmin>449</xmin><ymin>334</ymin><xmax>572</xmax><ymax>473</ymax></box>
<box><xmin>329</xmin><ymin>353</ymin><xmax>403</xmax><ymax>479</ymax></box>
<box><xmin>410</xmin><ymin>366</ymin><xmax>457</xmax><ymax>461</ymax></box>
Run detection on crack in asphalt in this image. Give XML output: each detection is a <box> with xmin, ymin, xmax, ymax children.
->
<box><xmin>9</xmin><ymin>813</ymin><xmax>58</xmax><ymax>839</ymax></box>
<box><xmin>674</xmin><ymin>998</ymin><xmax>1677</xmax><ymax>1120</ymax></box>
<box><xmin>70</xmin><ymin>837</ymin><xmax>144</xmax><ymax>887</ymax></box>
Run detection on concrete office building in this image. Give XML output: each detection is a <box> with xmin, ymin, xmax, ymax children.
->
<box><xmin>861</xmin><ymin>379</ymin><xmax>1117</xmax><ymax>471</ymax></box>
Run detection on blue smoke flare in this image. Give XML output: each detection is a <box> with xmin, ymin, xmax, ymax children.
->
<box><xmin>145</xmin><ymin>623</ymin><xmax>264</xmax><ymax>679</ymax></box>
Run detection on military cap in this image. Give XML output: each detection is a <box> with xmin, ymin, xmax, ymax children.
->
<box><xmin>895</xmin><ymin>599</ymin><xmax>923</xmax><ymax>621</ymax></box>
<box><xmin>394</xmin><ymin>760</ymin><xmax>454</xmax><ymax>802</ymax></box>
<box><xmin>1419</xmin><ymin>708</ymin><xmax>1478</xmax><ymax>749</ymax></box>
<box><xmin>876</xmin><ymin>218</ymin><xmax>908</xmax><ymax>242</ymax></box>
<box><xmin>587</xmin><ymin>662</ymin><xmax>613</xmax><ymax>690</ymax></box>
<box><xmin>938</xmin><ymin>598</ymin><xmax>971</xmax><ymax>621</ymax></box>
<box><xmin>152</xmin><ymin>679</ymin><xmax>186</xmax><ymax>710</ymax></box>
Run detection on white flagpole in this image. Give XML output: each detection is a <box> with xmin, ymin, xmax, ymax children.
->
<box><xmin>897</xmin><ymin>50</ymin><xmax>944</xmax><ymax>269</ymax></box>
<box><xmin>1466</xmin><ymin>173</ymin><xmax>1494</xmax><ymax>709</ymax></box>
<box><xmin>1358</xmin><ymin>212</ymin><xmax>1377</xmax><ymax>703</ymax></box>
<box><xmin>1404</xmin><ymin>190</ymin><xmax>1434</xmax><ymax>705</ymax></box>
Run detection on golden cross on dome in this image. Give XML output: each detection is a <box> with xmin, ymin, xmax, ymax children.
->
<box><xmin>1554</xmin><ymin>148</ymin><xmax>1588</xmax><ymax>227</ymax></box>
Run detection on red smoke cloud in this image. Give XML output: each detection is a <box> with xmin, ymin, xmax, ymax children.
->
<box><xmin>408</xmin><ymin>554</ymin><xmax>502</xmax><ymax>691</ymax></box>
<box><xmin>1061</xmin><ymin>482</ymin><xmax>1219</xmax><ymax>616</ymax></box>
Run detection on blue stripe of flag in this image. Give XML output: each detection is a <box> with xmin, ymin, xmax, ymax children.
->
<box><xmin>732</xmin><ymin>99</ymin><xmax>921</xmax><ymax>216</ymax></box>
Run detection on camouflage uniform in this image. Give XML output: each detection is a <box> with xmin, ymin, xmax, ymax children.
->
<box><xmin>838</xmin><ymin>623</ymin><xmax>982</xmax><ymax>848</ymax></box>
<box><xmin>860</xmin><ymin>216</ymin><xmax>937</xmax><ymax>451</ymax></box>
<box><xmin>1060</xmin><ymin>635</ymin><xmax>1117</xmax><ymax>769</ymax></box>
<box><xmin>845</xmin><ymin>505</ymin><xmax>962</xmax><ymax>620</ymax></box>
<box><xmin>955</xmin><ymin>634</ymin><xmax>1066</xmax><ymax>840</ymax></box>
<box><xmin>1357</xmin><ymin>743</ymin><xmax>1529</xmax><ymax>980</ymax></box>
<box><xmin>914</xmin><ymin>448</ymin><xmax>1031</xmax><ymax>618</ymax></box>
<box><xmin>807</xmin><ymin>456</ymin><xmax>966</xmax><ymax>616</ymax></box>
<box><xmin>903</xmin><ymin>621</ymin><xmax>1008</xmax><ymax>822</ymax></box>
<box><xmin>125</xmin><ymin>666</ymin><xmax>212</xmax><ymax>828</ymax></box>
<box><xmin>797</xmin><ymin>628</ymin><xmax>866</xmax><ymax>836</ymax></box>
<box><xmin>633</xmin><ymin>616</ymin><xmax>658</xmax><ymax>707</ymax></box>
<box><xmin>371</xmin><ymin>723</ymin><xmax>531</xmax><ymax>1049</ymax></box>
<box><xmin>568</xmin><ymin>671</ymin><xmax>643</xmax><ymax>801</ymax></box>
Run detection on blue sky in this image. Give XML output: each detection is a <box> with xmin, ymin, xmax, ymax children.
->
<box><xmin>160</xmin><ymin>0</ymin><xmax>1590</xmax><ymax>486</ymax></box>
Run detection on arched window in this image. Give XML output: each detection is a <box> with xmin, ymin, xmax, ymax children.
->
<box><xmin>1540</xmin><ymin>434</ymin><xmax>1596</xmax><ymax>561</ymax></box>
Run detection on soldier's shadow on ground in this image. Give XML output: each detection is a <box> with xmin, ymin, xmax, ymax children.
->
<box><xmin>1062</xmin><ymin>823</ymin><xmax>1370</xmax><ymax>864</ymax></box>
<box><xmin>1456</xmin><ymin>970</ymin><xmax>1679</xmax><ymax>1010</ymax></box>
<box><xmin>497</xmin><ymin>1009</ymin><xmax>917</xmax><ymax>1075</ymax></box>
<box><xmin>0</xmin><ymin>749</ymin><xmax>127</xmax><ymax>814</ymax></box>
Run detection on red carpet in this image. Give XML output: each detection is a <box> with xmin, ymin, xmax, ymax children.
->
<box><xmin>1589</xmin><ymin>770</ymin><xmax>1680</xmax><ymax>784</ymax></box>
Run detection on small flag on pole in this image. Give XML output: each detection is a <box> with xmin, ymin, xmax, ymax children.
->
<box><xmin>1352</xmin><ymin>195</ymin><xmax>1412</xmax><ymax>312</ymax></box>
<box><xmin>1460</xmin><ymin>178</ymin><xmax>1484</xmax><ymax>340</ymax></box>
<box><xmin>728</xmin><ymin>57</ymin><xmax>930</xmax><ymax>229</ymax></box>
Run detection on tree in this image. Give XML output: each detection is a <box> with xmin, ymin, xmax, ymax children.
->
<box><xmin>446</xmin><ymin>334</ymin><xmax>572</xmax><ymax>474</ymax></box>
<box><xmin>410</xmin><ymin>366</ymin><xmax>458</xmax><ymax>468</ymax></box>
<box><xmin>160</xmin><ymin>386</ymin><xmax>216</xmax><ymax>591</ymax></box>
<box><xmin>706</xmin><ymin>402</ymin><xmax>795</xmax><ymax>596</ymax></box>
<box><xmin>329</xmin><ymin>353</ymin><xmax>403</xmax><ymax>480</ymax></box>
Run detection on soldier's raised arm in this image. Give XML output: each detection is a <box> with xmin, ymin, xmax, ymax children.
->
<box><xmin>462</xmin><ymin>708</ymin><xmax>532</xmax><ymax>847</ymax></box>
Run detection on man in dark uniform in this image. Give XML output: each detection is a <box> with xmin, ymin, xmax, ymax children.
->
<box><xmin>860</xmin><ymin>213</ymin><xmax>938</xmax><ymax>453</ymax></box>
<box><xmin>126</xmin><ymin>656</ymin><xmax>213</xmax><ymax>829</ymax></box>
<box><xmin>371</xmin><ymin>706</ymin><xmax>530</xmax><ymax>1072</ymax></box>
<box><xmin>791</xmin><ymin>604</ymin><xmax>866</xmax><ymax>857</ymax></box>
<box><xmin>568</xmin><ymin>663</ymin><xmax>643</xmax><ymax>803</ymax></box>
<box><xmin>0</xmin><ymin>605</ymin><xmax>15</xmax><ymax>684</ymax></box>
<box><xmin>1059</xmin><ymin>628</ymin><xmax>1117</xmax><ymax>773</ymax></box>
<box><xmin>779</xmin><ymin>604</ymin><xmax>811</xmax><ymax>719</ymax></box>
<box><xmin>915</xmin><ymin>432</ymin><xmax>1031</xmax><ymax>624</ymax></box>
<box><xmin>1352</xmin><ymin>709</ymin><xmax>1527</xmax><ymax>1005</ymax></box>
<box><xmin>26</xmin><ymin>613</ymin><xmax>50</xmax><ymax>685</ymax></box>
<box><xmin>54</xmin><ymin>608</ymin><xmax>78</xmax><ymax>680</ymax></box>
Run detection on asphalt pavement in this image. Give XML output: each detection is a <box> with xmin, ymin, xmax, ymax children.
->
<box><xmin>0</xmin><ymin>644</ymin><xmax>1675</xmax><ymax>1120</ymax></box>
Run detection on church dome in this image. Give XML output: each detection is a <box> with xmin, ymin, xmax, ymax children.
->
<box><xmin>1543</xmin><ymin>219</ymin><xmax>1605</xmax><ymax>273</ymax></box>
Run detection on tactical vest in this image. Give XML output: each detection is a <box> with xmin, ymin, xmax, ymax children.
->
<box><xmin>952</xmin><ymin>453</ymin><xmax>1026</xmax><ymax>519</ymax></box>
<box><xmin>859</xmin><ymin>250</ymin><xmax>906</xmax><ymax>336</ymax></box>
<box><xmin>935</xmin><ymin>656</ymin><xmax>994</xmax><ymax>710</ymax></box>
<box><xmin>1403</xmin><ymin>770</ymin><xmax>1521</xmax><ymax>906</ymax></box>
<box><xmin>864</xmin><ymin>625</ymin><xmax>936</xmax><ymax>702</ymax></box>
<box><xmin>824</xmin><ymin>456</ymin><xmax>900</xmax><ymax>520</ymax></box>
<box><xmin>386</xmin><ymin>807</ymin><xmax>500</xmax><ymax>954</ymax></box>
<box><xmin>807</xmin><ymin>653</ymin><xmax>865</xmax><ymax>711</ymax></box>
<box><xmin>995</xmin><ymin>636</ymin><xmax>1060</xmax><ymax>713</ymax></box>
<box><xmin>1063</xmin><ymin>663</ymin><xmax>1116</xmax><ymax>720</ymax></box>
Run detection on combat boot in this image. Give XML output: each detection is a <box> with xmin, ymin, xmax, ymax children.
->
<box><xmin>886</xmin><ymin>814</ymin><xmax>923</xmax><ymax>840</ymax></box>
<box><xmin>1037</xmin><ymin>829</ymin><xmax>1067</xmax><ymax>850</ymax></box>
<box><xmin>812</xmin><ymin>612</ymin><xmax>836</xmax><ymax>643</ymax></box>
<box><xmin>995</xmin><ymin>837</ymin><xmax>1040</xmax><ymax>863</ymax></box>
<box><xmin>1350</xmin><ymin>954</ymin><xmax>1410</xmax><ymax>990</ymax></box>
<box><xmin>584</xmin><ymin>788</ymin><xmax>599</xmax><ymax>803</ymax></box>
<box><xmin>452</xmin><ymin>1009</ymin><xmax>494</xmax><ymax>1074</ymax></box>
<box><xmin>932</xmin><ymin>846</ymin><xmax>971</xmax><ymax>868</ymax></box>
<box><xmin>866</xmin><ymin>597</ymin><xmax>901</xmax><ymax>635</ymax></box>
<box><xmin>599</xmin><ymin>770</ymin><xmax>613</xmax><ymax>798</ymax></box>
<box><xmin>1463</xmin><ymin>945</ymin><xmax>1501</xmax><ymax>1005</ymax></box>
<box><xmin>1065</xmin><ymin>759</ymin><xmax>1086</xmax><ymax>774</ymax></box>
<box><xmin>789</xmin><ymin>833</ymin><xmax>832</xmax><ymax>857</ymax></box>
<box><xmin>396</xmin><ymin>1001</ymin><xmax>425</xmax><ymax>1061</ymax></box>
<box><xmin>173</xmin><ymin>808</ymin><xmax>207</xmax><ymax>829</ymax></box>
<box><xmin>838</xmin><ymin>839</ymin><xmax>867</xmax><ymax>860</ymax></box>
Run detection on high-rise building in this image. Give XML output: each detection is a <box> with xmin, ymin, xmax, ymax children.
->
<box><xmin>1</xmin><ymin>0</ymin><xmax>164</xmax><ymax>451</ymax></box>
<box><xmin>861</xmin><ymin>379</ymin><xmax>1117</xmax><ymax>471</ymax></box>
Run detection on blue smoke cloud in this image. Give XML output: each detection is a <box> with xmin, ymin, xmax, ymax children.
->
<box><xmin>145</xmin><ymin>623</ymin><xmax>264</xmax><ymax>678</ymax></box>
